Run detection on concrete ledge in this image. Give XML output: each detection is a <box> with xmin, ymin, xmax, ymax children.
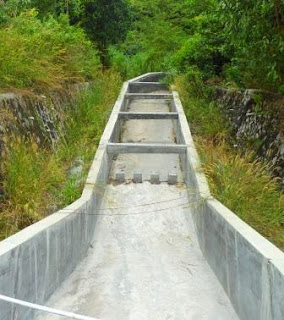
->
<box><xmin>3</xmin><ymin>73</ymin><xmax>282</xmax><ymax>320</ymax></box>
<box><xmin>128</xmin><ymin>82</ymin><xmax>168</xmax><ymax>93</ymax></box>
<box><xmin>0</xmin><ymin>72</ymin><xmax>164</xmax><ymax>320</ymax></box>
<box><xmin>118</xmin><ymin>112</ymin><xmax>178</xmax><ymax>120</ymax></box>
<box><xmin>192</xmin><ymin>199</ymin><xmax>284</xmax><ymax>320</ymax></box>
<box><xmin>107</xmin><ymin>143</ymin><xmax>187</xmax><ymax>154</ymax></box>
<box><xmin>0</xmin><ymin>202</ymin><xmax>91</xmax><ymax>320</ymax></box>
<box><xmin>128</xmin><ymin>72</ymin><xmax>165</xmax><ymax>83</ymax></box>
<box><xmin>125</xmin><ymin>93</ymin><xmax>173</xmax><ymax>100</ymax></box>
<box><xmin>173</xmin><ymin>90</ymin><xmax>284</xmax><ymax>320</ymax></box>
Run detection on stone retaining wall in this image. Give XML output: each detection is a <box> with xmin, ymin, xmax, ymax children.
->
<box><xmin>214</xmin><ymin>88</ymin><xmax>284</xmax><ymax>187</ymax></box>
<box><xmin>0</xmin><ymin>83</ymin><xmax>89</xmax><ymax>196</ymax></box>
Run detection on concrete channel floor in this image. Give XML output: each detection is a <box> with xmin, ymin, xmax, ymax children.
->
<box><xmin>122</xmin><ymin>98</ymin><xmax>177</xmax><ymax>144</ymax></box>
<box><xmin>36</xmin><ymin>183</ymin><xmax>239</xmax><ymax>320</ymax></box>
<box><xmin>125</xmin><ymin>98</ymin><xmax>173</xmax><ymax>113</ymax></box>
<box><xmin>36</xmin><ymin>91</ymin><xmax>239</xmax><ymax>320</ymax></box>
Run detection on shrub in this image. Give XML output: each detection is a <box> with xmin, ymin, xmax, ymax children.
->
<box><xmin>0</xmin><ymin>9</ymin><xmax>100</xmax><ymax>89</ymax></box>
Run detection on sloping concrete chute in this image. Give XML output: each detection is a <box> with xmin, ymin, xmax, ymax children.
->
<box><xmin>0</xmin><ymin>73</ymin><xmax>283</xmax><ymax>320</ymax></box>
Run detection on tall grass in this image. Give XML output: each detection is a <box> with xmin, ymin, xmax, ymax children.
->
<box><xmin>0</xmin><ymin>10</ymin><xmax>100</xmax><ymax>89</ymax></box>
<box><xmin>173</xmin><ymin>72</ymin><xmax>229</xmax><ymax>139</ymax></box>
<box><xmin>198</xmin><ymin>139</ymin><xmax>284</xmax><ymax>247</ymax></box>
<box><xmin>175</xmin><ymin>73</ymin><xmax>284</xmax><ymax>248</ymax></box>
<box><xmin>0</xmin><ymin>71</ymin><xmax>122</xmax><ymax>239</ymax></box>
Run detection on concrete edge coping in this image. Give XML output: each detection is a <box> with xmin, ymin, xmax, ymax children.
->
<box><xmin>85</xmin><ymin>81</ymin><xmax>129</xmax><ymax>184</ymax></box>
<box><xmin>107</xmin><ymin>143</ymin><xmax>187</xmax><ymax>154</ymax></box>
<box><xmin>172</xmin><ymin>90</ymin><xmax>284</xmax><ymax>268</ymax></box>
<box><xmin>128</xmin><ymin>72</ymin><xmax>165</xmax><ymax>83</ymax></box>
<box><xmin>172</xmin><ymin>91</ymin><xmax>211</xmax><ymax>198</ymax></box>
<box><xmin>125</xmin><ymin>93</ymin><xmax>173</xmax><ymax>100</ymax></box>
<box><xmin>0</xmin><ymin>207</ymin><xmax>84</xmax><ymax>255</ymax></box>
<box><xmin>118</xmin><ymin>112</ymin><xmax>178</xmax><ymax>120</ymax></box>
<box><xmin>0</xmin><ymin>78</ymin><xmax>131</xmax><ymax>254</ymax></box>
<box><xmin>0</xmin><ymin>93</ymin><xmax>18</xmax><ymax>101</ymax></box>
<box><xmin>207</xmin><ymin>199</ymin><xmax>284</xmax><ymax>271</ymax></box>
<box><xmin>129</xmin><ymin>82</ymin><xmax>167</xmax><ymax>87</ymax></box>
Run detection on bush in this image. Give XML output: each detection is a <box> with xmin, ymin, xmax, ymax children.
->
<box><xmin>0</xmin><ymin>10</ymin><xmax>100</xmax><ymax>89</ymax></box>
<box><xmin>218</xmin><ymin>0</ymin><xmax>283</xmax><ymax>91</ymax></box>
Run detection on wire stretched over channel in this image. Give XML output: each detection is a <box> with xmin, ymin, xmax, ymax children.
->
<box><xmin>0</xmin><ymin>294</ymin><xmax>99</xmax><ymax>320</ymax></box>
<box><xmin>95</xmin><ymin>194</ymin><xmax>188</xmax><ymax>211</ymax></box>
<box><xmin>88</xmin><ymin>198</ymin><xmax>204</xmax><ymax>216</ymax></box>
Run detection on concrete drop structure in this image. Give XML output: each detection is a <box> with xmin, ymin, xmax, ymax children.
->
<box><xmin>0</xmin><ymin>73</ymin><xmax>283</xmax><ymax>320</ymax></box>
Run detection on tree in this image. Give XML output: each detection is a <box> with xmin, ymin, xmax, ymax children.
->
<box><xmin>81</xmin><ymin>0</ymin><xmax>131</xmax><ymax>65</ymax></box>
<box><xmin>218</xmin><ymin>0</ymin><xmax>283</xmax><ymax>90</ymax></box>
<box><xmin>29</xmin><ymin>0</ymin><xmax>83</xmax><ymax>19</ymax></box>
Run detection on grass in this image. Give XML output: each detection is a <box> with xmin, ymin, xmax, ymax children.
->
<box><xmin>0</xmin><ymin>10</ymin><xmax>100</xmax><ymax>89</ymax></box>
<box><xmin>174</xmin><ymin>74</ymin><xmax>284</xmax><ymax>248</ymax></box>
<box><xmin>0</xmin><ymin>71</ymin><xmax>122</xmax><ymax>239</ymax></box>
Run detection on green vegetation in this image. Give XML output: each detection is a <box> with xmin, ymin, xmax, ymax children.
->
<box><xmin>109</xmin><ymin>0</ymin><xmax>284</xmax><ymax>246</ymax></box>
<box><xmin>1</xmin><ymin>0</ymin><xmax>282</xmax><ymax>91</ymax></box>
<box><xmin>174</xmin><ymin>75</ymin><xmax>284</xmax><ymax>248</ymax></box>
<box><xmin>0</xmin><ymin>0</ymin><xmax>283</xmax><ymax>245</ymax></box>
<box><xmin>110</xmin><ymin>0</ymin><xmax>283</xmax><ymax>92</ymax></box>
<box><xmin>200</xmin><ymin>140</ymin><xmax>284</xmax><ymax>248</ymax></box>
<box><xmin>80</xmin><ymin>0</ymin><xmax>131</xmax><ymax>64</ymax></box>
<box><xmin>0</xmin><ymin>10</ymin><xmax>100</xmax><ymax>89</ymax></box>
<box><xmin>0</xmin><ymin>72</ymin><xmax>121</xmax><ymax>239</ymax></box>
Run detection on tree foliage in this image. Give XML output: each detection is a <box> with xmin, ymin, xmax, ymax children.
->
<box><xmin>218</xmin><ymin>0</ymin><xmax>284</xmax><ymax>89</ymax></box>
<box><xmin>80</xmin><ymin>0</ymin><xmax>131</xmax><ymax>64</ymax></box>
<box><xmin>0</xmin><ymin>0</ymin><xmax>283</xmax><ymax>91</ymax></box>
<box><xmin>0</xmin><ymin>9</ymin><xmax>100</xmax><ymax>88</ymax></box>
<box><xmin>111</xmin><ymin>0</ymin><xmax>283</xmax><ymax>91</ymax></box>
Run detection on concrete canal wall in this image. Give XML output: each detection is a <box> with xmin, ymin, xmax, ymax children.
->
<box><xmin>0</xmin><ymin>73</ymin><xmax>283</xmax><ymax>320</ymax></box>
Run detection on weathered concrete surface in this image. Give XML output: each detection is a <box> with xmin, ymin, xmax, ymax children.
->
<box><xmin>0</xmin><ymin>80</ymin><xmax>125</xmax><ymax>320</ymax></box>
<box><xmin>192</xmin><ymin>200</ymin><xmax>284</xmax><ymax>320</ymax></box>
<box><xmin>36</xmin><ymin>183</ymin><xmax>239</xmax><ymax>320</ymax></box>
<box><xmin>1</xmin><ymin>73</ymin><xmax>283</xmax><ymax>320</ymax></box>
<box><xmin>35</xmin><ymin>76</ymin><xmax>238</xmax><ymax>320</ymax></box>
<box><xmin>129</xmin><ymin>82</ymin><xmax>167</xmax><ymax>93</ymax></box>
<box><xmin>120</xmin><ymin>119</ymin><xmax>177</xmax><ymax>144</ymax></box>
<box><xmin>172</xmin><ymin>91</ymin><xmax>284</xmax><ymax>320</ymax></box>
<box><xmin>124</xmin><ymin>98</ymin><xmax>174</xmax><ymax>112</ymax></box>
<box><xmin>110</xmin><ymin>92</ymin><xmax>182</xmax><ymax>182</ymax></box>
<box><xmin>110</xmin><ymin>153</ymin><xmax>183</xmax><ymax>182</ymax></box>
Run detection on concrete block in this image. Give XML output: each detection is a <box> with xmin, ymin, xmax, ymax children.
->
<box><xmin>129</xmin><ymin>72</ymin><xmax>165</xmax><ymax>83</ymax></box>
<box><xmin>133</xmin><ymin>172</ymin><xmax>142</xmax><ymax>183</ymax></box>
<box><xmin>168</xmin><ymin>173</ymin><xmax>177</xmax><ymax>185</ymax></box>
<box><xmin>1</xmin><ymin>72</ymin><xmax>284</xmax><ymax>320</ymax></box>
<box><xmin>115</xmin><ymin>172</ymin><xmax>125</xmax><ymax>183</ymax></box>
<box><xmin>129</xmin><ymin>82</ymin><xmax>167</xmax><ymax>93</ymax></box>
<box><xmin>118</xmin><ymin>112</ymin><xmax>178</xmax><ymax>120</ymax></box>
<box><xmin>150</xmin><ymin>172</ymin><xmax>160</xmax><ymax>184</ymax></box>
<box><xmin>125</xmin><ymin>93</ymin><xmax>173</xmax><ymax>100</ymax></box>
<box><xmin>270</xmin><ymin>261</ymin><xmax>284</xmax><ymax>319</ymax></box>
<box><xmin>107</xmin><ymin>143</ymin><xmax>187</xmax><ymax>154</ymax></box>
